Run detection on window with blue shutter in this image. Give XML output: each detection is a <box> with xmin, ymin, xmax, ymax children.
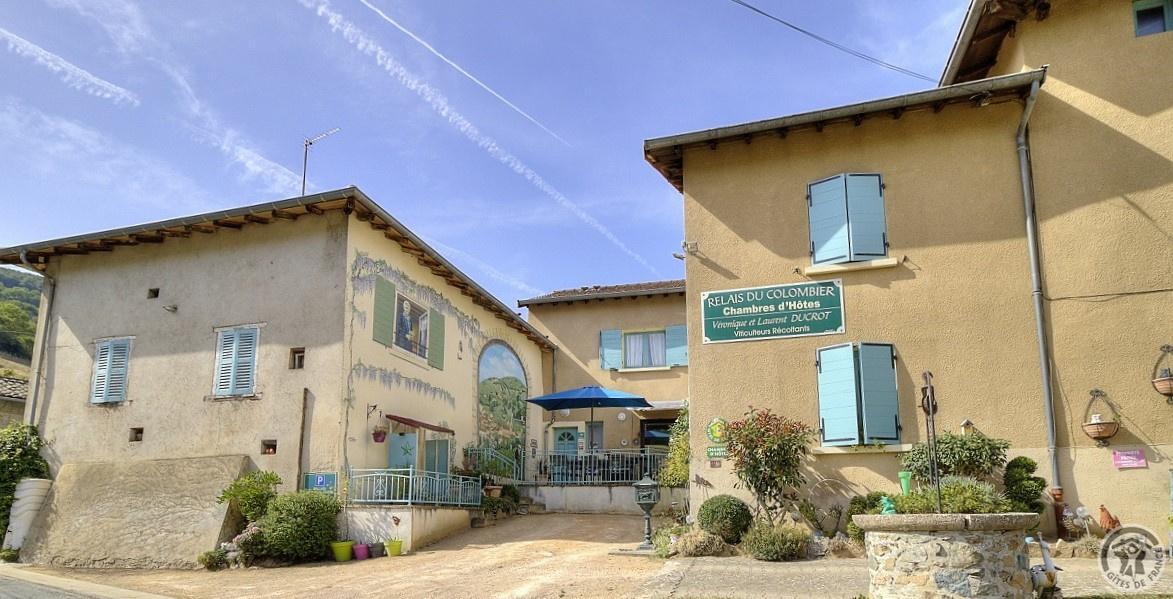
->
<box><xmin>816</xmin><ymin>342</ymin><xmax>901</xmax><ymax>446</ymax></box>
<box><xmin>213</xmin><ymin>326</ymin><xmax>260</xmax><ymax>397</ymax></box>
<box><xmin>665</xmin><ymin>324</ymin><xmax>688</xmax><ymax>367</ymax></box>
<box><xmin>91</xmin><ymin>337</ymin><xmax>131</xmax><ymax>404</ymax></box>
<box><xmin>599</xmin><ymin>329</ymin><xmax>622</xmax><ymax>370</ymax></box>
<box><xmin>808</xmin><ymin>173</ymin><xmax>888</xmax><ymax>265</ymax></box>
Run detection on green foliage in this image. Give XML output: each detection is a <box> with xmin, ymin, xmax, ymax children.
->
<box><xmin>0</xmin><ymin>423</ymin><xmax>50</xmax><ymax>538</ymax></box>
<box><xmin>197</xmin><ymin>548</ymin><xmax>229</xmax><ymax>571</ymax></box>
<box><xmin>0</xmin><ymin>548</ymin><xmax>18</xmax><ymax>563</ymax></box>
<box><xmin>477</xmin><ymin>376</ymin><xmax>527</xmax><ymax>458</ymax></box>
<box><xmin>500</xmin><ymin>484</ymin><xmax>520</xmax><ymax>504</ymax></box>
<box><xmin>901</xmin><ymin>432</ymin><xmax>1010</xmax><ymax>482</ymax></box>
<box><xmin>697</xmin><ymin>494</ymin><xmax>753</xmax><ymax>543</ymax></box>
<box><xmin>797</xmin><ymin>499</ymin><xmax>844</xmax><ymax>537</ymax></box>
<box><xmin>675</xmin><ymin>529</ymin><xmax>728</xmax><ymax>557</ymax></box>
<box><xmin>257</xmin><ymin>491</ymin><xmax>341</xmax><ymax>562</ymax></box>
<box><xmin>218</xmin><ymin>471</ymin><xmax>282</xmax><ymax>523</ymax></box>
<box><xmin>741</xmin><ymin>521</ymin><xmax>810</xmax><ymax>562</ymax></box>
<box><xmin>846</xmin><ymin>492</ymin><xmax>890</xmax><ymax>542</ymax></box>
<box><xmin>895</xmin><ymin>476</ymin><xmax>1010</xmax><ymax>514</ymax></box>
<box><xmin>1003</xmin><ymin>456</ymin><xmax>1047</xmax><ymax>513</ymax></box>
<box><xmin>652</xmin><ymin>523</ymin><xmax>687</xmax><ymax>558</ymax></box>
<box><xmin>0</xmin><ymin>302</ymin><xmax>35</xmax><ymax>359</ymax></box>
<box><xmin>231</xmin><ymin>522</ymin><xmax>265</xmax><ymax>566</ymax></box>
<box><xmin>725</xmin><ymin>409</ymin><xmax>814</xmax><ymax>523</ymax></box>
<box><xmin>481</xmin><ymin>495</ymin><xmax>516</xmax><ymax>516</ymax></box>
<box><xmin>659</xmin><ymin>409</ymin><xmax>689</xmax><ymax>488</ymax></box>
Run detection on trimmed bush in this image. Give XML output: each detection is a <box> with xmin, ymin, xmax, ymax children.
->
<box><xmin>675</xmin><ymin>529</ymin><xmax>727</xmax><ymax>557</ymax></box>
<box><xmin>845</xmin><ymin>491</ymin><xmax>890</xmax><ymax>542</ymax></box>
<box><xmin>902</xmin><ymin>432</ymin><xmax>1009</xmax><ymax>482</ymax></box>
<box><xmin>0</xmin><ymin>548</ymin><xmax>19</xmax><ymax>563</ymax></box>
<box><xmin>1003</xmin><ymin>456</ymin><xmax>1047</xmax><ymax>513</ymax></box>
<box><xmin>742</xmin><ymin>522</ymin><xmax>809</xmax><ymax>562</ymax></box>
<box><xmin>197</xmin><ymin>548</ymin><xmax>229</xmax><ymax>571</ymax></box>
<box><xmin>258</xmin><ymin>491</ymin><xmax>341</xmax><ymax>562</ymax></box>
<box><xmin>697</xmin><ymin>495</ymin><xmax>753</xmax><ymax>544</ymax></box>
<box><xmin>482</xmin><ymin>495</ymin><xmax>516</xmax><ymax>516</ymax></box>
<box><xmin>218</xmin><ymin>470</ymin><xmax>282</xmax><ymax>523</ymax></box>
<box><xmin>895</xmin><ymin>476</ymin><xmax>1010</xmax><ymax>515</ymax></box>
<box><xmin>0</xmin><ymin>424</ymin><xmax>50</xmax><ymax>539</ymax></box>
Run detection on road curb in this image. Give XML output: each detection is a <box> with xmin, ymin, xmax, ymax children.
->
<box><xmin>0</xmin><ymin>564</ymin><xmax>173</xmax><ymax>599</ymax></box>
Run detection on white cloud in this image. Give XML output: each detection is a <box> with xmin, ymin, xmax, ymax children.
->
<box><xmin>44</xmin><ymin>0</ymin><xmax>152</xmax><ymax>54</ymax></box>
<box><xmin>0</xmin><ymin>26</ymin><xmax>140</xmax><ymax>106</ymax></box>
<box><xmin>302</xmin><ymin>0</ymin><xmax>660</xmax><ymax>277</ymax></box>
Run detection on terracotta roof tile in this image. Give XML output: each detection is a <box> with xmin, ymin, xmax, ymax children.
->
<box><xmin>0</xmin><ymin>376</ymin><xmax>27</xmax><ymax>402</ymax></box>
<box><xmin>519</xmin><ymin>279</ymin><xmax>685</xmax><ymax>306</ymax></box>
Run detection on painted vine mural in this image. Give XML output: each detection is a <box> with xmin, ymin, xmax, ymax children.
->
<box><xmin>478</xmin><ymin>343</ymin><xmax>528</xmax><ymax>461</ymax></box>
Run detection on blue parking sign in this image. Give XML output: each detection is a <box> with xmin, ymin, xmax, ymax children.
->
<box><xmin>302</xmin><ymin>472</ymin><xmax>336</xmax><ymax>492</ymax></box>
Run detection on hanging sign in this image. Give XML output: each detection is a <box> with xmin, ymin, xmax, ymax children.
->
<box><xmin>1112</xmin><ymin>449</ymin><xmax>1147</xmax><ymax>469</ymax></box>
<box><xmin>701</xmin><ymin>280</ymin><xmax>844</xmax><ymax>344</ymax></box>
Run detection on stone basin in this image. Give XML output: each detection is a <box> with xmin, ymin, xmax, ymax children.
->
<box><xmin>852</xmin><ymin>513</ymin><xmax>1041</xmax><ymax>599</ymax></box>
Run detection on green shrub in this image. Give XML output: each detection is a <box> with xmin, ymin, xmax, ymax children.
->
<box><xmin>1003</xmin><ymin>456</ymin><xmax>1047</xmax><ymax>513</ymax></box>
<box><xmin>675</xmin><ymin>529</ymin><xmax>727</xmax><ymax>557</ymax></box>
<box><xmin>652</xmin><ymin>523</ymin><xmax>687</xmax><ymax>558</ymax></box>
<box><xmin>218</xmin><ymin>470</ymin><xmax>282</xmax><ymax>523</ymax></box>
<box><xmin>500</xmin><ymin>484</ymin><xmax>521</xmax><ymax>504</ymax></box>
<box><xmin>796</xmin><ymin>499</ymin><xmax>844</xmax><ymax>537</ymax></box>
<box><xmin>197</xmin><ymin>548</ymin><xmax>229</xmax><ymax>571</ymax></box>
<box><xmin>258</xmin><ymin>491</ymin><xmax>341</xmax><ymax>562</ymax></box>
<box><xmin>895</xmin><ymin>476</ymin><xmax>1010</xmax><ymax>514</ymax></box>
<box><xmin>659</xmin><ymin>409</ymin><xmax>689</xmax><ymax>488</ymax></box>
<box><xmin>697</xmin><ymin>495</ymin><xmax>753</xmax><ymax>544</ymax></box>
<box><xmin>741</xmin><ymin>521</ymin><xmax>809</xmax><ymax>562</ymax></box>
<box><xmin>0</xmin><ymin>548</ymin><xmax>19</xmax><ymax>563</ymax></box>
<box><xmin>725</xmin><ymin>409</ymin><xmax>814</xmax><ymax>523</ymax></box>
<box><xmin>845</xmin><ymin>492</ymin><xmax>890</xmax><ymax>542</ymax></box>
<box><xmin>901</xmin><ymin>432</ymin><xmax>1009</xmax><ymax>482</ymax></box>
<box><xmin>481</xmin><ymin>495</ymin><xmax>516</xmax><ymax>516</ymax></box>
<box><xmin>0</xmin><ymin>423</ymin><xmax>50</xmax><ymax>538</ymax></box>
<box><xmin>231</xmin><ymin>522</ymin><xmax>264</xmax><ymax>566</ymax></box>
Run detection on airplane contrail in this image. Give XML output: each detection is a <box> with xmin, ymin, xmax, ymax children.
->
<box><xmin>355</xmin><ymin>0</ymin><xmax>569</xmax><ymax>146</ymax></box>
<box><xmin>0</xmin><ymin>26</ymin><xmax>139</xmax><ymax>105</ymax></box>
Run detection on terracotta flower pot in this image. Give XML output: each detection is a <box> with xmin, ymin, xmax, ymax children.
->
<box><xmin>484</xmin><ymin>485</ymin><xmax>502</xmax><ymax>498</ymax></box>
<box><xmin>372</xmin><ymin>431</ymin><xmax>387</xmax><ymax>443</ymax></box>
<box><xmin>1153</xmin><ymin>376</ymin><xmax>1173</xmax><ymax>397</ymax></box>
<box><xmin>1082</xmin><ymin>421</ymin><xmax>1119</xmax><ymax>446</ymax></box>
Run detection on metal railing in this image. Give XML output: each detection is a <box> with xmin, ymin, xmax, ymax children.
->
<box><xmin>532</xmin><ymin>449</ymin><xmax>667</xmax><ymax>486</ymax></box>
<box><xmin>348</xmin><ymin>468</ymin><xmax>482</xmax><ymax>507</ymax></box>
<box><xmin>464</xmin><ymin>447</ymin><xmax>524</xmax><ymax>482</ymax></box>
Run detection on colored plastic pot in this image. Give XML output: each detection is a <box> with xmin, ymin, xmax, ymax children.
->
<box><xmin>369</xmin><ymin>542</ymin><xmax>385</xmax><ymax>558</ymax></box>
<box><xmin>331</xmin><ymin>540</ymin><xmax>354</xmax><ymax>562</ymax></box>
<box><xmin>386</xmin><ymin>539</ymin><xmax>403</xmax><ymax>556</ymax></box>
<box><xmin>353</xmin><ymin>543</ymin><xmax>370</xmax><ymax>560</ymax></box>
<box><xmin>898</xmin><ymin>471</ymin><xmax>912</xmax><ymax>496</ymax></box>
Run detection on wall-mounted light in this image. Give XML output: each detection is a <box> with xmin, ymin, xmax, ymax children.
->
<box><xmin>681</xmin><ymin>241</ymin><xmax>699</xmax><ymax>255</ymax></box>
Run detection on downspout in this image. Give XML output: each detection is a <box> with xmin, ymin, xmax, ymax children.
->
<box><xmin>1014</xmin><ymin>68</ymin><xmax>1060</xmax><ymax>495</ymax></box>
<box><xmin>20</xmin><ymin>250</ymin><xmax>54</xmax><ymax>428</ymax></box>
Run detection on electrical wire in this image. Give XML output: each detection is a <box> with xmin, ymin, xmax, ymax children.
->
<box><xmin>725</xmin><ymin>0</ymin><xmax>938</xmax><ymax>83</ymax></box>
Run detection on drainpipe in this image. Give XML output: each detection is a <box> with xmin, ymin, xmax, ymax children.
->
<box><xmin>19</xmin><ymin>250</ymin><xmax>55</xmax><ymax>428</ymax></box>
<box><xmin>1014</xmin><ymin>68</ymin><xmax>1060</xmax><ymax>496</ymax></box>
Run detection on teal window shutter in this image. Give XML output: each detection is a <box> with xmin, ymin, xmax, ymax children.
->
<box><xmin>427</xmin><ymin>309</ymin><xmax>445</xmax><ymax>370</ymax></box>
<box><xmin>846</xmin><ymin>174</ymin><xmax>888</xmax><ymax>261</ymax></box>
<box><xmin>858</xmin><ymin>343</ymin><xmax>900</xmax><ymax>444</ymax></box>
<box><xmin>213</xmin><ymin>330</ymin><xmax>235</xmax><ymax>396</ymax></box>
<box><xmin>599</xmin><ymin>329</ymin><xmax>622</xmax><ymax>370</ymax></box>
<box><xmin>232</xmin><ymin>327</ymin><xmax>258</xmax><ymax>395</ymax></box>
<box><xmin>372</xmin><ymin>277</ymin><xmax>396</xmax><ymax>347</ymax></box>
<box><xmin>807</xmin><ymin>175</ymin><xmax>850</xmax><ymax>265</ymax></box>
<box><xmin>665</xmin><ymin>324</ymin><xmax>688</xmax><ymax>366</ymax></box>
<box><xmin>816</xmin><ymin>343</ymin><xmax>861</xmax><ymax>446</ymax></box>
<box><xmin>90</xmin><ymin>341</ymin><xmax>110</xmax><ymax>403</ymax></box>
<box><xmin>105</xmin><ymin>338</ymin><xmax>131</xmax><ymax>403</ymax></box>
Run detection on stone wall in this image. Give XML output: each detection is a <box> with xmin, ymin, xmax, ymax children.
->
<box><xmin>855</xmin><ymin>514</ymin><xmax>1039</xmax><ymax>599</ymax></box>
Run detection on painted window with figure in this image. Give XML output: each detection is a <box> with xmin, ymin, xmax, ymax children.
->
<box><xmin>394</xmin><ymin>296</ymin><xmax>428</xmax><ymax>359</ymax></box>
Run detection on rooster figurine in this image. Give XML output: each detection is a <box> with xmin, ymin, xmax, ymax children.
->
<box><xmin>1099</xmin><ymin>504</ymin><xmax>1121</xmax><ymax>533</ymax></box>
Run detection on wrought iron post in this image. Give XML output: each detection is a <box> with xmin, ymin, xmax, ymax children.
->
<box><xmin>921</xmin><ymin>371</ymin><xmax>942</xmax><ymax>513</ymax></box>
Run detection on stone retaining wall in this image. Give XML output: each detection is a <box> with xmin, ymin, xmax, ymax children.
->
<box><xmin>853</xmin><ymin>513</ymin><xmax>1040</xmax><ymax>599</ymax></box>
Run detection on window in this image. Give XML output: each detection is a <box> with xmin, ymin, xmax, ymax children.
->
<box><xmin>807</xmin><ymin>173</ymin><xmax>888</xmax><ymax>265</ymax></box>
<box><xmin>1134</xmin><ymin>0</ymin><xmax>1172</xmax><ymax>36</ymax></box>
<box><xmin>91</xmin><ymin>337</ymin><xmax>131</xmax><ymax>404</ymax></box>
<box><xmin>372</xmin><ymin>276</ymin><xmax>446</xmax><ymax>369</ymax></box>
<box><xmin>147</xmin><ymin>288</ymin><xmax>159</xmax><ymax>299</ymax></box>
<box><xmin>640</xmin><ymin>419</ymin><xmax>674</xmax><ymax>447</ymax></box>
<box><xmin>261</xmin><ymin>439</ymin><xmax>277</xmax><ymax>455</ymax></box>
<box><xmin>424</xmin><ymin>438</ymin><xmax>450</xmax><ymax>473</ymax></box>
<box><xmin>129</xmin><ymin>428</ymin><xmax>144</xmax><ymax>442</ymax></box>
<box><xmin>815</xmin><ymin>342</ymin><xmax>900</xmax><ymax>446</ymax></box>
<box><xmin>213</xmin><ymin>326</ymin><xmax>259</xmax><ymax>397</ymax></box>
<box><xmin>289</xmin><ymin>347</ymin><xmax>305</xmax><ymax>369</ymax></box>
<box><xmin>599</xmin><ymin>325</ymin><xmax>687</xmax><ymax>370</ymax></box>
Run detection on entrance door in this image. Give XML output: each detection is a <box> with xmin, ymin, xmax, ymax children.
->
<box><xmin>553</xmin><ymin>427</ymin><xmax>577</xmax><ymax>454</ymax></box>
<box><xmin>424</xmin><ymin>439</ymin><xmax>450</xmax><ymax>474</ymax></box>
<box><xmin>389</xmin><ymin>432</ymin><xmax>417</xmax><ymax>469</ymax></box>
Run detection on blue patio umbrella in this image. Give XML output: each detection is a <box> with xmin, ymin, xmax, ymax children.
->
<box><xmin>527</xmin><ymin>385</ymin><xmax>652</xmax><ymax>427</ymax></box>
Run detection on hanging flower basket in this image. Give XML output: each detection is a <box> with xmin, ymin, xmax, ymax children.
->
<box><xmin>372</xmin><ymin>431</ymin><xmax>387</xmax><ymax>443</ymax></box>
<box><xmin>1081</xmin><ymin>389</ymin><xmax>1120</xmax><ymax>447</ymax></box>
<box><xmin>1153</xmin><ymin>371</ymin><xmax>1173</xmax><ymax>397</ymax></box>
<box><xmin>1081</xmin><ymin>421</ymin><xmax>1119</xmax><ymax>444</ymax></box>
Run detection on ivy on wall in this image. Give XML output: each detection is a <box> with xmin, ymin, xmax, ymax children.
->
<box><xmin>350</xmin><ymin>252</ymin><xmax>487</xmax><ymax>352</ymax></box>
<box><xmin>352</xmin><ymin>360</ymin><xmax>456</xmax><ymax>408</ymax></box>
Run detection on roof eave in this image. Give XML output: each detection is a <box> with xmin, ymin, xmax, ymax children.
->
<box><xmin>519</xmin><ymin>285</ymin><xmax>686</xmax><ymax>307</ymax></box>
<box><xmin>940</xmin><ymin>0</ymin><xmax>987</xmax><ymax>86</ymax></box>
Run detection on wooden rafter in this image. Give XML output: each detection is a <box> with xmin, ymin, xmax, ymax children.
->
<box><xmin>244</xmin><ymin>214</ymin><xmax>270</xmax><ymax>225</ymax></box>
<box><xmin>213</xmin><ymin>219</ymin><xmax>243</xmax><ymax>230</ymax></box>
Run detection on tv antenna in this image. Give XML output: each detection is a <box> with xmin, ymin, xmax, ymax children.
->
<box><xmin>301</xmin><ymin>127</ymin><xmax>341</xmax><ymax>195</ymax></box>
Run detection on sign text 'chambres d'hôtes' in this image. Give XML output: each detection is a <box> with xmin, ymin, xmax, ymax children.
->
<box><xmin>701</xmin><ymin>280</ymin><xmax>844</xmax><ymax>344</ymax></box>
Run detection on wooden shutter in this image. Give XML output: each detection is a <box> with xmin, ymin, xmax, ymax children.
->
<box><xmin>90</xmin><ymin>341</ymin><xmax>112</xmax><ymax>404</ymax></box>
<box><xmin>665</xmin><ymin>324</ymin><xmax>688</xmax><ymax>366</ymax></box>
<box><xmin>427</xmin><ymin>309</ymin><xmax>445</xmax><ymax>370</ymax></box>
<box><xmin>816</xmin><ymin>343</ymin><xmax>861</xmax><ymax>446</ymax></box>
<box><xmin>858</xmin><ymin>343</ymin><xmax>900</xmax><ymax>444</ymax></box>
<box><xmin>599</xmin><ymin>329</ymin><xmax>622</xmax><ymax>370</ymax></box>
<box><xmin>232</xmin><ymin>327</ymin><xmax>258</xmax><ymax>395</ymax></box>
<box><xmin>214</xmin><ymin>330</ymin><xmax>236</xmax><ymax>396</ymax></box>
<box><xmin>846</xmin><ymin>174</ymin><xmax>888</xmax><ymax>261</ymax></box>
<box><xmin>808</xmin><ymin>174</ymin><xmax>850</xmax><ymax>265</ymax></box>
<box><xmin>373</xmin><ymin>277</ymin><xmax>396</xmax><ymax>347</ymax></box>
<box><xmin>105</xmin><ymin>338</ymin><xmax>131</xmax><ymax>403</ymax></box>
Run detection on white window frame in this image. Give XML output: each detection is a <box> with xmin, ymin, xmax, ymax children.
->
<box><xmin>622</xmin><ymin>329</ymin><xmax>668</xmax><ymax>369</ymax></box>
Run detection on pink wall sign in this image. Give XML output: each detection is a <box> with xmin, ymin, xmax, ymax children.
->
<box><xmin>1112</xmin><ymin>449</ymin><xmax>1147</xmax><ymax>469</ymax></box>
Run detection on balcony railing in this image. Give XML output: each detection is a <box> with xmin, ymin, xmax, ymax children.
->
<box><xmin>348</xmin><ymin>468</ymin><xmax>482</xmax><ymax>507</ymax></box>
<box><xmin>464</xmin><ymin>447</ymin><xmax>524</xmax><ymax>482</ymax></box>
<box><xmin>532</xmin><ymin>449</ymin><xmax>667</xmax><ymax>486</ymax></box>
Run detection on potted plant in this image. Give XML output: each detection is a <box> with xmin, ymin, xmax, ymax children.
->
<box><xmin>353</xmin><ymin>543</ymin><xmax>370</xmax><ymax>560</ymax></box>
<box><xmin>372</xmin><ymin>421</ymin><xmax>389</xmax><ymax>443</ymax></box>
<box><xmin>330</xmin><ymin>540</ymin><xmax>355</xmax><ymax>562</ymax></box>
<box><xmin>1153</xmin><ymin>368</ymin><xmax>1173</xmax><ymax>398</ymax></box>
<box><xmin>369</xmin><ymin>541</ymin><xmax>385</xmax><ymax>558</ymax></box>
<box><xmin>1081</xmin><ymin>413</ymin><xmax>1119</xmax><ymax>447</ymax></box>
<box><xmin>386</xmin><ymin>515</ymin><xmax>404</xmax><ymax>556</ymax></box>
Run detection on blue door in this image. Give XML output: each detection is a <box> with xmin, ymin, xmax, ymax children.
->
<box><xmin>389</xmin><ymin>432</ymin><xmax>417</xmax><ymax>469</ymax></box>
<box><xmin>554</xmin><ymin>427</ymin><xmax>577</xmax><ymax>454</ymax></box>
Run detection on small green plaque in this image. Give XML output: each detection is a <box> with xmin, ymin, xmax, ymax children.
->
<box><xmin>706</xmin><ymin>446</ymin><xmax>728</xmax><ymax>459</ymax></box>
<box><xmin>701</xmin><ymin>280</ymin><xmax>844</xmax><ymax>344</ymax></box>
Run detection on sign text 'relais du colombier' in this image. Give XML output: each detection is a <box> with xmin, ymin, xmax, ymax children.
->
<box><xmin>701</xmin><ymin>280</ymin><xmax>844</xmax><ymax>344</ymax></box>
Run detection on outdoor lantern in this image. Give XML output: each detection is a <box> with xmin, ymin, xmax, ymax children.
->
<box><xmin>633</xmin><ymin>473</ymin><xmax>660</xmax><ymax>550</ymax></box>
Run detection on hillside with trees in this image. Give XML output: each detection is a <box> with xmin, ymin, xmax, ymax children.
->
<box><xmin>0</xmin><ymin>268</ymin><xmax>40</xmax><ymax>369</ymax></box>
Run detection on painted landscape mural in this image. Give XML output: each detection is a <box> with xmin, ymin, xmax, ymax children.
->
<box><xmin>478</xmin><ymin>343</ymin><xmax>527</xmax><ymax>462</ymax></box>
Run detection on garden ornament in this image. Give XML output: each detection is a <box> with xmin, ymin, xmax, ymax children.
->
<box><xmin>879</xmin><ymin>496</ymin><xmax>897</xmax><ymax>515</ymax></box>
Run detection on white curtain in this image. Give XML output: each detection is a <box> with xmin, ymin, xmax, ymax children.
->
<box><xmin>625</xmin><ymin>333</ymin><xmax>646</xmax><ymax>368</ymax></box>
<box><xmin>648</xmin><ymin>332</ymin><xmax>667</xmax><ymax>367</ymax></box>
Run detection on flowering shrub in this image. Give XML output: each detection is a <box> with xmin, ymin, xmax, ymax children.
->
<box><xmin>725</xmin><ymin>409</ymin><xmax>814</xmax><ymax>523</ymax></box>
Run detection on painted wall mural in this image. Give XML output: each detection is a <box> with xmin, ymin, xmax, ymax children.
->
<box><xmin>477</xmin><ymin>342</ymin><xmax>527</xmax><ymax>459</ymax></box>
<box><xmin>352</xmin><ymin>360</ymin><xmax>456</xmax><ymax>408</ymax></box>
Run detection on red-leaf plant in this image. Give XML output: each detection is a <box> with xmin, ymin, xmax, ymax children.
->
<box><xmin>725</xmin><ymin>408</ymin><xmax>815</xmax><ymax>525</ymax></box>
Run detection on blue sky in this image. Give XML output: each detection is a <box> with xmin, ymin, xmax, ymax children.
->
<box><xmin>0</xmin><ymin>0</ymin><xmax>966</xmax><ymax>307</ymax></box>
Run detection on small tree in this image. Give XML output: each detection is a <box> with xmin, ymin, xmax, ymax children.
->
<box><xmin>0</xmin><ymin>424</ymin><xmax>50</xmax><ymax>537</ymax></box>
<box><xmin>725</xmin><ymin>409</ymin><xmax>814</xmax><ymax>524</ymax></box>
<box><xmin>901</xmin><ymin>432</ymin><xmax>1009</xmax><ymax>483</ymax></box>
<box><xmin>658</xmin><ymin>408</ymin><xmax>689</xmax><ymax>488</ymax></box>
<box><xmin>218</xmin><ymin>470</ymin><xmax>283</xmax><ymax>523</ymax></box>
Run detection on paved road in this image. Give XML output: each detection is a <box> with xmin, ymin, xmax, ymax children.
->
<box><xmin>0</xmin><ymin>575</ymin><xmax>98</xmax><ymax>599</ymax></box>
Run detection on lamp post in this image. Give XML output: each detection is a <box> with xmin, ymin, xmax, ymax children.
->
<box><xmin>633</xmin><ymin>473</ymin><xmax>660</xmax><ymax>550</ymax></box>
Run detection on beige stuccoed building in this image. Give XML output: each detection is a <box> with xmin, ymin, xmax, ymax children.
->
<box><xmin>643</xmin><ymin>0</ymin><xmax>1172</xmax><ymax>536</ymax></box>
<box><xmin>1</xmin><ymin>187</ymin><xmax>553</xmax><ymax>566</ymax></box>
